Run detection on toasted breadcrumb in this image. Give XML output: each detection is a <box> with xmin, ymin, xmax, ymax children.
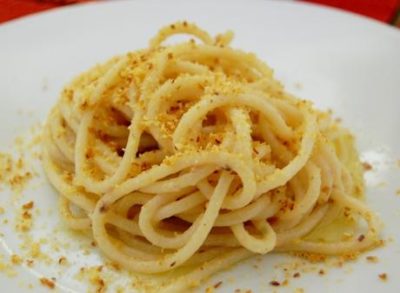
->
<box><xmin>362</xmin><ymin>162</ymin><xmax>372</xmax><ymax>171</ymax></box>
<box><xmin>40</xmin><ymin>277</ymin><xmax>55</xmax><ymax>289</ymax></box>
<box><xmin>58</xmin><ymin>256</ymin><xmax>68</xmax><ymax>265</ymax></box>
<box><xmin>292</xmin><ymin>252</ymin><xmax>327</xmax><ymax>262</ymax></box>
<box><xmin>16</xmin><ymin>207</ymin><xmax>33</xmax><ymax>232</ymax></box>
<box><xmin>366</xmin><ymin>256</ymin><xmax>379</xmax><ymax>263</ymax></box>
<box><xmin>22</xmin><ymin>201</ymin><xmax>34</xmax><ymax>210</ymax></box>
<box><xmin>10</xmin><ymin>254</ymin><xmax>22</xmax><ymax>265</ymax></box>
<box><xmin>269</xmin><ymin>280</ymin><xmax>280</xmax><ymax>286</ymax></box>
<box><xmin>378</xmin><ymin>273</ymin><xmax>387</xmax><ymax>281</ymax></box>
<box><xmin>213</xmin><ymin>281</ymin><xmax>222</xmax><ymax>288</ymax></box>
<box><xmin>0</xmin><ymin>254</ymin><xmax>18</xmax><ymax>277</ymax></box>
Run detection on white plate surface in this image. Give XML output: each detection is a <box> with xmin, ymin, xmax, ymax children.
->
<box><xmin>1</xmin><ymin>0</ymin><xmax>400</xmax><ymax>292</ymax></box>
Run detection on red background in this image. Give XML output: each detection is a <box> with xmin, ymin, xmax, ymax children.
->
<box><xmin>0</xmin><ymin>0</ymin><xmax>399</xmax><ymax>25</ymax></box>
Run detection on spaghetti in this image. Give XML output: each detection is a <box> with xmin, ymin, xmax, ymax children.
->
<box><xmin>42</xmin><ymin>22</ymin><xmax>382</xmax><ymax>292</ymax></box>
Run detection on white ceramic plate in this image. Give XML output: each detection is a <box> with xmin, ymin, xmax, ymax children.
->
<box><xmin>1</xmin><ymin>0</ymin><xmax>400</xmax><ymax>292</ymax></box>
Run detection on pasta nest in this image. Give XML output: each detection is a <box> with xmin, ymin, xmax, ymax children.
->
<box><xmin>43</xmin><ymin>22</ymin><xmax>381</xmax><ymax>291</ymax></box>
